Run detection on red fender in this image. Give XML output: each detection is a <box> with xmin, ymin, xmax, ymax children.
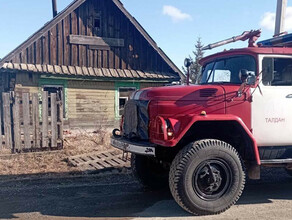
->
<box><xmin>151</xmin><ymin>114</ymin><xmax>260</xmax><ymax>165</ymax></box>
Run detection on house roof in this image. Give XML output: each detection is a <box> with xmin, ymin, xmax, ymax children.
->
<box><xmin>1</xmin><ymin>63</ymin><xmax>180</xmax><ymax>81</ymax></box>
<box><xmin>0</xmin><ymin>0</ymin><xmax>185</xmax><ymax>80</ymax></box>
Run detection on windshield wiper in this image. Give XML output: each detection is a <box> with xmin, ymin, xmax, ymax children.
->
<box><xmin>205</xmin><ymin>61</ymin><xmax>217</xmax><ymax>83</ymax></box>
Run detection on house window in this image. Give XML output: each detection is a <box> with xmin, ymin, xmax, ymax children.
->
<box><xmin>94</xmin><ymin>18</ymin><xmax>101</xmax><ymax>29</ymax></box>
<box><xmin>118</xmin><ymin>87</ymin><xmax>136</xmax><ymax>116</ymax></box>
<box><xmin>43</xmin><ymin>85</ymin><xmax>65</xmax><ymax>118</ymax></box>
<box><xmin>93</xmin><ymin>15</ymin><xmax>102</xmax><ymax>36</ymax></box>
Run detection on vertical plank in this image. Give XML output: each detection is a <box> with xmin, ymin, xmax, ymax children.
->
<box><xmin>13</xmin><ymin>95</ymin><xmax>21</xmax><ymax>151</ymax></box>
<box><xmin>22</xmin><ymin>93</ymin><xmax>31</xmax><ymax>149</ymax></box>
<box><xmin>93</xmin><ymin>50</ymin><xmax>98</xmax><ymax>68</ymax></box>
<box><xmin>120</xmin><ymin>14</ymin><xmax>127</xmax><ymax>69</ymax></box>
<box><xmin>71</xmin><ymin>11</ymin><xmax>78</xmax><ymax>66</ymax></box>
<box><xmin>27</xmin><ymin>45</ymin><xmax>32</xmax><ymax>64</ymax></box>
<box><xmin>21</xmin><ymin>50</ymin><xmax>27</xmax><ymax>64</ymax></box>
<box><xmin>36</xmin><ymin>39</ymin><xmax>41</xmax><ymax>64</ymax></box>
<box><xmin>109</xmin><ymin>49</ymin><xmax>114</xmax><ymax>69</ymax></box>
<box><xmin>78</xmin><ymin>5</ymin><xmax>83</xmax><ymax>67</ymax></box>
<box><xmin>51</xmin><ymin>93</ymin><xmax>57</xmax><ymax>148</ymax></box>
<box><xmin>32</xmin><ymin>93</ymin><xmax>40</xmax><ymax>149</ymax></box>
<box><xmin>43</xmin><ymin>34</ymin><xmax>49</xmax><ymax>64</ymax></box>
<box><xmin>98</xmin><ymin>50</ymin><xmax>102</xmax><ymax>68</ymax></box>
<box><xmin>62</xmin><ymin>20</ymin><xmax>65</xmax><ymax>65</ymax></box>
<box><xmin>114</xmin><ymin>7</ymin><xmax>121</xmax><ymax>69</ymax></box>
<box><xmin>64</xmin><ymin>15</ymin><xmax>70</xmax><ymax>66</ymax></box>
<box><xmin>42</xmin><ymin>91</ymin><xmax>48</xmax><ymax>148</ymax></box>
<box><xmin>50</xmin><ymin>27</ymin><xmax>57</xmax><ymax>65</ymax></box>
<box><xmin>58</xmin><ymin>23</ymin><xmax>63</xmax><ymax>65</ymax></box>
<box><xmin>58</xmin><ymin>98</ymin><xmax>64</xmax><ymax>148</ymax></box>
<box><xmin>128</xmin><ymin>24</ymin><xmax>134</xmax><ymax>70</ymax></box>
<box><xmin>87</xmin><ymin>0</ymin><xmax>93</xmax><ymax>36</ymax></box>
<box><xmin>0</xmin><ymin>98</ymin><xmax>2</xmax><ymax>150</ymax></box>
<box><xmin>3</xmin><ymin>93</ymin><xmax>12</xmax><ymax>150</ymax></box>
<box><xmin>102</xmin><ymin>50</ymin><xmax>108</xmax><ymax>68</ymax></box>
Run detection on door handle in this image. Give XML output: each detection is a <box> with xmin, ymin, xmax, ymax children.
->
<box><xmin>286</xmin><ymin>94</ymin><xmax>292</xmax><ymax>98</ymax></box>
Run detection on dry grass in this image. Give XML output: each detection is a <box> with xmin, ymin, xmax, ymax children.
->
<box><xmin>0</xmin><ymin>128</ymin><xmax>113</xmax><ymax>176</ymax></box>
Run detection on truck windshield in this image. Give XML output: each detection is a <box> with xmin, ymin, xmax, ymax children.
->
<box><xmin>200</xmin><ymin>55</ymin><xmax>256</xmax><ymax>85</ymax></box>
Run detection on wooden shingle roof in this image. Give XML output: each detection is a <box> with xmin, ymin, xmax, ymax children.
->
<box><xmin>1</xmin><ymin>63</ymin><xmax>180</xmax><ymax>81</ymax></box>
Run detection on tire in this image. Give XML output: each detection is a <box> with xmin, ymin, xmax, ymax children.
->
<box><xmin>169</xmin><ymin>139</ymin><xmax>245</xmax><ymax>215</ymax></box>
<box><xmin>131</xmin><ymin>153</ymin><xmax>169</xmax><ymax>190</ymax></box>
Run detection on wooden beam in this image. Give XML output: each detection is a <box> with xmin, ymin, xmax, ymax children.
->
<box><xmin>69</xmin><ymin>35</ymin><xmax>124</xmax><ymax>47</ymax></box>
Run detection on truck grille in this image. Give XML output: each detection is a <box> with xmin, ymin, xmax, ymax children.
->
<box><xmin>123</xmin><ymin>100</ymin><xmax>149</xmax><ymax>140</ymax></box>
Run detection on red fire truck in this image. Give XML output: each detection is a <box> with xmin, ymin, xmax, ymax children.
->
<box><xmin>111</xmin><ymin>30</ymin><xmax>292</xmax><ymax>215</ymax></box>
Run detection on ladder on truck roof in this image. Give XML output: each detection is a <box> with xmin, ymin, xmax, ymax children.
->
<box><xmin>257</xmin><ymin>34</ymin><xmax>292</xmax><ymax>47</ymax></box>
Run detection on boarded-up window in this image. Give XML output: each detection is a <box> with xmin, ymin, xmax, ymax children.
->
<box><xmin>43</xmin><ymin>85</ymin><xmax>65</xmax><ymax>118</ymax></box>
<box><xmin>118</xmin><ymin>87</ymin><xmax>136</xmax><ymax>116</ymax></box>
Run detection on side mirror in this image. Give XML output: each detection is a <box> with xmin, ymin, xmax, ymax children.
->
<box><xmin>246</xmin><ymin>74</ymin><xmax>256</xmax><ymax>85</ymax></box>
<box><xmin>239</xmin><ymin>69</ymin><xmax>256</xmax><ymax>85</ymax></box>
<box><xmin>239</xmin><ymin>69</ymin><xmax>248</xmax><ymax>83</ymax></box>
<box><xmin>184</xmin><ymin>58</ymin><xmax>192</xmax><ymax>68</ymax></box>
<box><xmin>237</xmin><ymin>70</ymin><xmax>256</xmax><ymax>97</ymax></box>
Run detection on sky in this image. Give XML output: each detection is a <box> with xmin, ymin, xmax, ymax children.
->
<box><xmin>0</xmin><ymin>0</ymin><xmax>291</xmax><ymax>70</ymax></box>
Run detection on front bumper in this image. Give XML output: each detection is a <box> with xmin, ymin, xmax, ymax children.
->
<box><xmin>110</xmin><ymin>137</ymin><xmax>155</xmax><ymax>156</ymax></box>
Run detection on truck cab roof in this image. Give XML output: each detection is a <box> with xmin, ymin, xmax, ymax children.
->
<box><xmin>200</xmin><ymin>47</ymin><xmax>292</xmax><ymax>66</ymax></box>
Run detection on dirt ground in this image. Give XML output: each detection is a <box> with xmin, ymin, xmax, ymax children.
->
<box><xmin>0</xmin><ymin>168</ymin><xmax>291</xmax><ymax>220</ymax></box>
<box><xmin>0</xmin><ymin>132</ymin><xmax>292</xmax><ymax>219</ymax></box>
<box><xmin>0</xmin><ymin>129</ymin><xmax>112</xmax><ymax>176</ymax></box>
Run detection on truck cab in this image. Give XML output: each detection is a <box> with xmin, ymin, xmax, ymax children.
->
<box><xmin>111</xmin><ymin>32</ymin><xmax>292</xmax><ymax>215</ymax></box>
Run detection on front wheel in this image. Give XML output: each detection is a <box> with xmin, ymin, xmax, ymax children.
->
<box><xmin>169</xmin><ymin>139</ymin><xmax>245</xmax><ymax>215</ymax></box>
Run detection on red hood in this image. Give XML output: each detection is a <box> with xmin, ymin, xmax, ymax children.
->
<box><xmin>139</xmin><ymin>85</ymin><xmax>226</xmax><ymax>101</ymax></box>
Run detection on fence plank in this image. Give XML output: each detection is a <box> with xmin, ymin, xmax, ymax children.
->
<box><xmin>3</xmin><ymin>93</ymin><xmax>12</xmax><ymax>150</ymax></box>
<box><xmin>22</xmin><ymin>93</ymin><xmax>31</xmax><ymax>149</ymax></box>
<box><xmin>58</xmin><ymin>99</ymin><xmax>64</xmax><ymax>147</ymax></box>
<box><xmin>42</xmin><ymin>91</ymin><xmax>48</xmax><ymax>148</ymax></box>
<box><xmin>0</xmin><ymin>99</ymin><xmax>2</xmax><ymax>150</ymax></box>
<box><xmin>32</xmin><ymin>94</ymin><xmax>40</xmax><ymax>148</ymax></box>
<box><xmin>13</xmin><ymin>96</ymin><xmax>21</xmax><ymax>151</ymax></box>
<box><xmin>51</xmin><ymin>93</ymin><xmax>57</xmax><ymax>148</ymax></box>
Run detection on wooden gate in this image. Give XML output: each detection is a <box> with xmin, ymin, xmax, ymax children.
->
<box><xmin>0</xmin><ymin>91</ymin><xmax>63</xmax><ymax>153</ymax></box>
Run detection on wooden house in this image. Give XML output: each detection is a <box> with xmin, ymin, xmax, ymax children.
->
<box><xmin>0</xmin><ymin>0</ymin><xmax>183</xmax><ymax>129</ymax></box>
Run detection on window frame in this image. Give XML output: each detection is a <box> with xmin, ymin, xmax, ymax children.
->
<box><xmin>262</xmin><ymin>56</ymin><xmax>292</xmax><ymax>86</ymax></box>
<box><xmin>115</xmin><ymin>82</ymin><xmax>140</xmax><ymax>119</ymax></box>
<box><xmin>259</xmin><ymin>54</ymin><xmax>292</xmax><ymax>87</ymax></box>
<box><xmin>118</xmin><ymin>87</ymin><xmax>136</xmax><ymax>116</ymax></box>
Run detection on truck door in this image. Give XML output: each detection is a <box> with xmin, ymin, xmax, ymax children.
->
<box><xmin>252</xmin><ymin>55</ymin><xmax>292</xmax><ymax>146</ymax></box>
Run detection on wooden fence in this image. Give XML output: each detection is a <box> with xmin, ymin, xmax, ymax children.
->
<box><xmin>0</xmin><ymin>92</ymin><xmax>63</xmax><ymax>153</ymax></box>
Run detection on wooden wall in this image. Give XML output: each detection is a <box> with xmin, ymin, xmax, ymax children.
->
<box><xmin>67</xmin><ymin>80</ymin><xmax>115</xmax><ymax>128</ymax></box>
<box><xmin>6</xmin><ymin>0</ymin><xmax>174</xmax><ymax>74</ymax></box>
<box><xmin>12</xmin><ymin>72</ymin><xmax>167</xmax><ymax>129</ymax></box>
